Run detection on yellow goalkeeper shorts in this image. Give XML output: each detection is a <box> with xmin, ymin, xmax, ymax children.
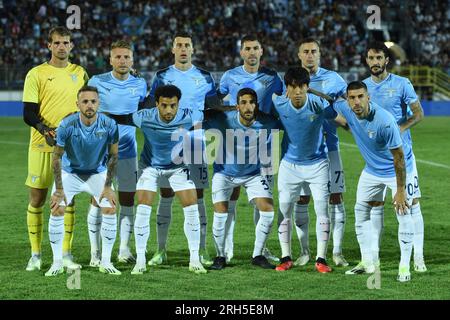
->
<box><xmin>25</xmin><ymin>149</ymin><xmax>53</xmax><ymax>189</ymax></box>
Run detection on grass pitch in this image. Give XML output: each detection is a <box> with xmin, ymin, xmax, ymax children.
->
<box><xmin>0</xmin><ymin>116</ymin><xmax>449</xmax><ymax>300</ymax></box>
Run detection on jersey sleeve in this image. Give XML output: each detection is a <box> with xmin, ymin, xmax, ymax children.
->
<box><xmin>274</xmin><ymin>73</ymin><xmax>284</xmax><ymax>95</ymax></box>
<box><xmin>87</xmin><ymin>76</ymin><xmax>98</xmax><ymax>87</ymax></box>
<box><xmin>132</xmin><ymin>109</ymin><xmax>148</xmax><ymax>128</ymax></box>
<box><xmin>23</xmin><ymin>68</ymin><xmax>39</xmax><ymax>103</ymax></box>
<box><xmin>109</xmin><ymin>121</ymin><xmax>119</xmax><ymax>144</ymax></box>
<box><xmin>139</xmin><ymin>79</ymin><xmax>148</xmax><ymax>102</ymax></box>
<box><xmin>402</xmin><ymin>78</ymin><xmax>419</xmax><ymax>105</ymax></box>
<box><xmin>56</xmin><ymin>121</ymin><xmax>67</xmax><ymax>148</ymax></box>
<box><xmin>382</xmin><ymin>116</ymin><xmax>403</xmax><ymax>150</ymax></box>
<box><xmin>334</xmin><ymin>74</ymin><xmax>347</xmax><ymax>99</ymax></box>
<box><xmin>149</xmin><ymin>72</ymin><xmax>163</xmax><ymax>98</ymax></box>
<box><xmin>219</xmin><ymin>71</ymin><xmax>230</xmax><ymax>96</ymax></box>
<box><xmin>83</xmin><ymin>70</ymin><xmax>90</xmax><ymax>84</ymax></box>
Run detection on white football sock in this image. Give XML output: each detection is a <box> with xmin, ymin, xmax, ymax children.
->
<box><xmin>294</xmin><ymin>203</ymin><xmax>309</xmax><ymax>254</ymax></box>
<box><xmin>119</xmin><ymin>205</ymin><xmax>134</xmax><ymax>253</ymax></box>
<box><xmin>87</xmin><ymin>204</ymin><xmax>101</xmax><ymax>255</ymax></box>
<box><xmin>49</xmin><ymin>215</ymin><xmax>65</xmax><ymax>263</ymax></box>
<box><xmin>370</xmin><ymin>206</ymin><xmax>384</xmax><ymax>263</ymax></box>
<box><xmin>278</xmin><ymin>202</ymin><xmax>293</xmax><ymax>258</ymax></box>
<box><xmin>253</xmin><ymin>211</ymin><xmax>274</xmax><ymax>257</ymax></box>
<box><xmin>212</xmin><ymin>212</ymin><xmax>227</xmax><ymax>257</ymax></box>
<box><xmin>101</xmin><ymin>214</ymin><xmax>117</xmax><ymax>265</ymax></box>
<box><xmin>156</xmin><ymin>197</ymin><xmax>173</xmax><ymax>251</ymax></box>
<box><xmin>197</xmin><ymin>199</ymin><xmax>207</xmax><ymax>250</ymax></box>
<box><xmin>330</xmin><ymin>203</ymin><xmax>346</xmax><ymax>255</ymax></box>
<box><xmin>314</xmin><ymin>200</ymin><xmax>330</xmax><ymax>260</ymax></box>
<box><xmin>224</xmin><ymin>200</ymin><xmax>237</xmax><ymax>254</ymax></box>
<box><xmin>183</xmin><ymin>204</ymin><xmax>201</xmax><ymax>263</ymax></box>
<box><xmin>411</xmin><ymin>202</ymin><xmax>424</xmax><ymax>260</ymax></box>
<box><xmin>396</xmin><ymin>212</ymin><xmax>414</xmax><ymax>267</ymax></box>
<box><xmin>134</xmin><ymin>204</ymin><xmax>151</xmax><ymax>265</ymax></box>
<box><xmin>355</xmin><ymin>202</ymin><xmax>373</xmax><ymax>265</ymax></box>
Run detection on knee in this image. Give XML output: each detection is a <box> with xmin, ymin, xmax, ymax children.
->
<box><xmin>297</xmin><ymin>196</ymin><xmax>310</xmax><ymax>205</ymax></box>
<box><xmin>329</xmin><ymin>193</ymin><xmax>343</xmax><ymax>205</ymax></box>
<box><xmin>257</xmin><ymin>200</ymin><xmax>274</xmax><ymax>213</ymax></box>
<box><xmin>101</xmin><ymin>207</ymin><xmax>116</xmax><ymax>215</ymax></box>
<box><xmin>136</xmin><ymin>192</ymin><xmax>153</xmax><ymax>206</ymax></box>
<box><xmin>29</xmin><ymin>191</ymin><xmax>46</xmax><ymax>208</ymax></box>
<box><xmin>196</xmin><ymin>189</ymin><xmax>203</xmax><ymax>199</ymax></box>
<box><xmin>214</xmin><ymin>202</ymin><xmax>228</xmax><ymax>213</ymax></box>
<box><xmin>412</xmin><ymin>198</ymin><xmax>419</xmax><ymax>205</ymax></box>
<box><xmin>118</xmin><ymin>192</ymin><xmax>135</xmax><ymax>206</ymax></box>
<box><xmin>368</xmin><ymin>201</ymin><xmax>384</xmax><ymax>207</ymax></box>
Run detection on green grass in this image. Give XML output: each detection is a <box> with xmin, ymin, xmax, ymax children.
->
<box><xmin>0</xmin><ymin>117</ymin><xmax>450</xmax><ymax>300</ymax></box>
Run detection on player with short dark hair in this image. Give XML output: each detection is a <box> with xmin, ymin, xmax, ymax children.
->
<box><xmin>46</xmin><ymin>86</ymin><xmax>120</xmax><ymax>276</ymax></box>
<box><xmin>363</xmin><ymin>41</ymin><xmax>426</xmax><ymax>272</ymax></box>
<box><xmin>295</xmin><ymin>38</ymin><xmax>349</xmax><ymax>267</ymax></box>
<box><xmin>218</xmin><ymin>34</ymin><xmax>284</xmax><ymax>264</ymax></box>
<box><xmin>22</xmin><ymin>26</ymin><xmax>88</xmax><ymax>272</ymax></box>
<box><xmin>87</xmin><ymin>39</ymin><xmax>147</xmax><ymax>267</ymax></box>
<box><xmin>147</xmin><ymin>34</ymin><xmax>220</xmax><ymax>267</ymax></box>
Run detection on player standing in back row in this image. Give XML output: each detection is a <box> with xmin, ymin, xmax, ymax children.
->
<box><xmin>218</xmin><ymin>34</ymin><xmax>284</xmax><ymax>263</ymax></box>
<box><xmin>88</xmin><ymin>40</ymin><xmax>147</xmax><ymax>266</ymax></box>
<box><xmin>295</xmin><ymin>38</ymin><xmax>349</xmax><ymax>267</ymax></box>
<box><xmin>22</xmin><ymin>26</ymin><xmax>88</xmax><ymax>271</ymax></box>
<box><xmin>363</xmin><ymin>42</ymin><xmax>426</xmax><ymax>272</ymax></box>
<box><xmin>147</xmin><ymin>32</ymin><xmax>220</xmax><ymax>267</ymax></box>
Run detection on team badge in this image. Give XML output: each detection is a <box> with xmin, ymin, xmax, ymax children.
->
<box><xmin>129</xmin><ymin>88</ymin><xmax>137</xmax><ymax>95</ymax></box>
<box><xmin>387</xmin><ymin>88</ymin><xmax>396</xmax><ymax>97</ymax></box>
<box><xmin>95</xmin><ymin>132</ymin><xmax>105</xmax><ymax>138</ymax></box>
<box><xmin>70</xmin><ymin>74</ymin><xmax>78</xmax><ymax>82</ymax></box>
<box><xmin>368</xmin><ymin>130</ymin><xmax>376</xmax><ymax>138</ymax></box>
<box><xmin>309</xmin><ymin>114</ymin><xmax>318</xmax><ymax>122</ymax></box>
<box><xmin>192</xmin><ymin>77</ymin><xmax>203</xmax><ymax>86</ymax></box>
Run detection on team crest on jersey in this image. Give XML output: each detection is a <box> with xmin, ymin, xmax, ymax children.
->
<box><xmin>309</xmin><ymin>114</ymin><xmax>318</xmax><ymax>122</ymax></box>
<box><xmin>192</xmin><ymin>77</ymin><xmax>203</xmax><ymax>86</ymax></box>
<box><xmin>95</xmin><ymin>132</ymin><xmax>105</xmax><ymax>138</ymax></box>
<box><xmin>386</xmin><ymin>88</ymin><xmax>396</xmax><ymax>97</ymax></box>
<box><xmin>31</xmin><ymin>175</ymin><xmax>39</xmax><ymax>183</ymax></box>
<box><xmin>70</xmin><ymin>74</ymin><xmax>78</xmax><ymax>82</ymax></box>
<box><xmin>129</xmin><ymin>87</ymin><xmax>137</xmax><ymax>95</ymax></box>
<box><xmin>367</xmin><ymin>130</ymin><xmax>376</xmax><ymax>139</ymax></box>
<box><xmin>321</xmin><ymin>80</ymin><xmax>328</xmax><ymax>89</ymax></box>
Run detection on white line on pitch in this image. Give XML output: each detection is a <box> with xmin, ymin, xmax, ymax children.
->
<box><xmin>0</xmin><ymin>140</ymin><xmax>27</xmax><ymax>146</ymax></box>
<box><xmin>340</xmin><ymin>142</ymin><xmax>450</xmax><ymax>170</ymax></box>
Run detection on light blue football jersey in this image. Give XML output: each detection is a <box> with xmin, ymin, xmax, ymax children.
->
<box><xmin>273</xmin><ymin>93</ymin><xmax>335</xmax><ymax>165</ymax></box>
<box><xmin>56</xmin><ymin>113</ymin><xmax>119</xmax><ymax>174</ymax></box>
<box><xmin>309</xmin><ymin>67</ymin><xmax>347</xmax><ymax>152</ymax></box>
<box><xmin>333</xmin><ymin>100</ymin><xmax>413</xmax><ymax>177</ymax></box>
<box><xmin>88</xmin><ymin>72</ymin><xmax>147</xmax><ymax>159</ymax></box>
<box><xmin>131</xmin><ymin>107</ymin><xmax>193</xmax><ymax>169</ymax></box>
<box><xmin>363</xmin><ymin>73</ymin><xmax>419</xmax><ymax>147</ymax></box>
<box><xmin>203</xmin><ymin>110</ymin><xmax>282</xmax><ymax>177</ymax></box>
<box><xmin>219</xmin><ymin>66</ymin><xmax>284</xmax><ymax>114</ymax></box>
<box><xmin>149</xmin><ymin>65</ymin><xmax>218</xmax><ymax>123</ymax></box>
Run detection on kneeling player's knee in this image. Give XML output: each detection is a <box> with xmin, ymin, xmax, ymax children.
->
<box><xmin>297</xmin><ymin>196</ymin><xmax>310</xmax><ymax>205</ymax></box>
<box><xmin>412</xmin><ymin>198</ymin><xmax>420</xmax><ymax>205</ymax></box>
<box><xmin>101</xmin><ymin>207</ymin><xmax>116</xmax><ymax>215</ymax></box>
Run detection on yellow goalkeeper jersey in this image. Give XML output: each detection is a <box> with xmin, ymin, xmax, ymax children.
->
<box><xmin>23</xmin><ymin>62</ymin><xmax>89</xmax><ymax>152</ymax></box>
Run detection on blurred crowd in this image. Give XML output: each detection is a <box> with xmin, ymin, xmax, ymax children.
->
<box><xmin>0</xmin><ymin>0</ymin><xmax>448</xmax><ymax>77</ymax></box>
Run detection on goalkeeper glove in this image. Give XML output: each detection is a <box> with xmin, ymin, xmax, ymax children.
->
<box><xmin>36</xmin><ymin>123</ymin><xmax>57</xmax><ymax>146</ymax></box>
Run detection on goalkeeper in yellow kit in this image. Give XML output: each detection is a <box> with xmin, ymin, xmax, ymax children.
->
<box><xmin>22</xmin><ymin>26</ymin><xmax>88</xmax><ymax>271</ymax></box>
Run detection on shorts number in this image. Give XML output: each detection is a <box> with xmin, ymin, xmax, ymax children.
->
<box><xmin>182</xmin><ymin>168</ymin><xmax>190</xmax><ymax>180</ymax></box>
<box><xmin>334</xmin><ymin>170</ymin><xmax>343</xmax><ymax>184</ymax></box>
<box><xmin>261</xmin><ymin>179</ymin><xmax>269</xmax><ymax>191</ymax></box>
<box><xmin>199</xmin><ymin>167</ymin><xmax>208</xmax><ymax>180</ymax></box>
<box><xmin>414</xmin><ymin>176</ymin><xmax>419</xmax><ymax>189</ymax></box>
<box><xmin>407</xmin><ymin>183</ymin><xmax>414</xmax><ymax>196</ymax></box>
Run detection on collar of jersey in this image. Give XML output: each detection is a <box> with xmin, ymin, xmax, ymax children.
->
<box><xmin>241</xmin><ymin>65</ymin><xmax>258</xmax><ymax>76</ymax></box>
<box><xmin>110</xmin><ymin>71</ymin><xmax>130</xmax><ymax>83</ymax></box>
<box><xmin>172</xmin><ymin>64</ymin><xmax>194</xmax><ymax>73</ymax></box>
<box><xmin>78</xmin><ymin>113</ymin><xmax>98</xmax><ymax>130</ymax></box>
<box><xmin>288</xmin><ymin>94</ymin><xmax>309</xmax><ymax>112</ymax></box>
<box><xmin>369</xmin><ymin>73</ymin><xmax>392</xmax><ymax>87</ymax></box>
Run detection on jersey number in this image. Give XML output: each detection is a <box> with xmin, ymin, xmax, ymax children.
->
<box><xmin>199</xmin><ymin>167</ymin><xmax>208</xmax><ymax>181</ymax></box>
<box><xmin>182</xmin><ymin>168</ymin><xmax>190</xmax><ymax>180</ymax></box>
